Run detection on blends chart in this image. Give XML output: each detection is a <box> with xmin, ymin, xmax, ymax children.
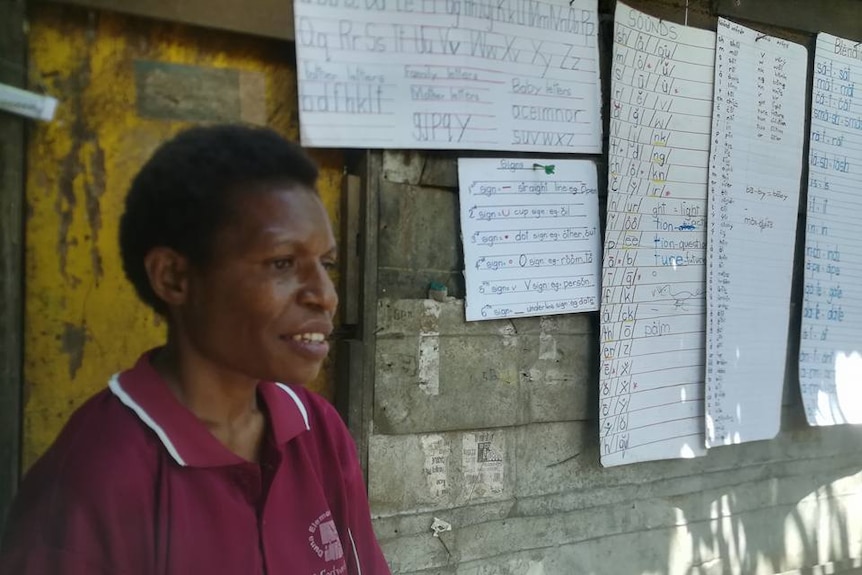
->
<box><xmin>799</xmin><ymin>33</ymin><xmax>862</xmax><ymax>426</ymax></box>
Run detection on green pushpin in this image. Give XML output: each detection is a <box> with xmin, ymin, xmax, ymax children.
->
<box><xmin>533</xmin><ymin>163</ymin><xmax>556</xmax><ymax>175</ymax></box>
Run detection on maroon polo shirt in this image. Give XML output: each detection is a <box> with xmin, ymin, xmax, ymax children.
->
<box><xmin>0</xmin><ymin>352</ymin><xmax>390</xmax><ymax>575</ymax></box>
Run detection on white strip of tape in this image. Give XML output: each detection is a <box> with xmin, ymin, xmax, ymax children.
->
<box><xmin>0</xmin><ymin>83</ymin><xmax>57</xmax><ymax>121</ymax></box>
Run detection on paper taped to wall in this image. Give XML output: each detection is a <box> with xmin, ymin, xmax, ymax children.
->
<box><xmin>599</xmin><ymin>2</ymin><xmax>715</xmax><ymax>467</ymax></box>
<box><xmin>0</xmin><ymin>83</ymin><xmax>57</xmax><ymax>121</ymax></box>
<box><xmin>458</xmin><ymin>157</ymin><xmax>602</xmax><ymax>321</ymax></box>
<box><xmin>293</xmin><ymin>0</ymin><xmax>602</xmax><ymax>152</ymax></box>
<box><xmin>799</xmin><ymin>33</ymin><xmax>862</xmax><ymax>426</ymax></box>
<box><xmin>705</xmin><ymin>18</ymin><xmax>807</xmax><ymax>447</ymax></box>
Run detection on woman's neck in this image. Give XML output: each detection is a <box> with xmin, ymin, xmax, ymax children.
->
<box><xmin>151</xmin><ymin>341</ymin><xmax>266</xmax><ymax>461</ymax></box>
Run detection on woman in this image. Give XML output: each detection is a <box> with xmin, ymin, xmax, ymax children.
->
<box><xmin>0</xmin><ymin>125</ymin><xmax>390</xmax><ymax>574</ymax></box>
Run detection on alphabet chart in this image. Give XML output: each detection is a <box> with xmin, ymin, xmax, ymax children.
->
<box><xmin>705</xmin><ymin>20</ymin><xmax>807</xmax><ymax>447</ymax></box>
<box><xmin>799</xmin><ymin>33</ymin><xmax>862</xmax><ymax>426</ymax></box>
<box><xmin>293</xmin><ymin>0</ymin><xmax>601</xmax><ymax>152</ymax></box>
<box><xmin>458</xmin><ymin>158</ymin><xmax>601</xmax><ymax>321</ymax></box>
<box><xmin>600</xmin><ymin>2</ymin><xmax>714</xmax><ymax>467</ymax></box>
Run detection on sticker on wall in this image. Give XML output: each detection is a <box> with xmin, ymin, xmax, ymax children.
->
<box><xmin>462</xmin><ymin>431</ymin><xmax>505</xmax><ymax>499</ymax></box>
<box><xmin>422</xmin><ymin>435</ymin><xmax>451</xmax><ymax>498</ymax></box>
<box><xmin>134</xmin><ymin>61</ymin><xmax>267</xmax><ymax>125</ymax></box>
<box><xmin>418</xmin><ymin>300</ymin><xmax>442</xmax><ymax>395</ymax></box>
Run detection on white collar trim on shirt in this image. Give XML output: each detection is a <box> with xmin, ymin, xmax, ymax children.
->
<box><xmin>275</xmin><ymin>383</ymin><xmax>311</xmax><ymax>431</ymax></box>
<box><xmin>108</xmin><ymin>375</ymin><xmax>310</xmax><ymax>466</ymax></box>
<box><xmin>108</xmin><ymin>373</ymin><xmax>187</xmax><ymax>466</ymax></box>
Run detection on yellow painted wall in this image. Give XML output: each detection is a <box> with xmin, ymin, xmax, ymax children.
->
<box><xmin>24</xmin><ymin>4</ymin><xmax>342</xmax><ymax>469</ymax></box>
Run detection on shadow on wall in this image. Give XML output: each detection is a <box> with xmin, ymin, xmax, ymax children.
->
<box><xmin>447</xmin><ymin>433</ymin><xmax>862</xmax><ymax>575</ymax></box>
<box><xmin>375</xmin><ymin>364</ymin><xmax>862</xmax><ymax>575</ymax></box>
<box><xmin>669</xmin><ymin>468</ymin><xmax>862</xmax><ymax>575</ymax></box>
<box><xmin>539</xmin><ymin>400</ymin><xmax>861</xmax><ymax>575</ymax></box>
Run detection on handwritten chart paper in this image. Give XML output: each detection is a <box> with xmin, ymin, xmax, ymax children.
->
<box><xmin>293</xmin><ymin>0</ymin><xmax>601</xmax><ymax>152</ymax></box>
<box><xmin>458</xmin><ymin>158</ymin><xmax>601</xmax><ymax>321</ymax></box>
<box><xmin>799</xmin><ymin>33</ymin><xmax>862</xmax><ymax>426</ymax></box>
<box><xmin>705</xmin><ymin>20</ymin><xmax>807</xmax><ymax>447</ymax></box>
<box><xmin>599</xmin><ymin>2</ymin><xmax>713</xmax><ymax>467</ymax></box>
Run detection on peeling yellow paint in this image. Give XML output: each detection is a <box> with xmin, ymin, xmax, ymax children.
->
<box><xmin>25</xmin><ymin>5</ymin><xmax>342</xmax><ymax>469</ymax></box>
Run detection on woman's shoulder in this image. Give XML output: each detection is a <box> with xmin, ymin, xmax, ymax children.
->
<box><xmin>23</xmin><ymin>386</ymin><xmax>162</xmax><ymax>497</ymax></box>
<box><xmin>2</xmin><ymin>387</ymin><xmax>162</xmax><ymax>573</ymax></box>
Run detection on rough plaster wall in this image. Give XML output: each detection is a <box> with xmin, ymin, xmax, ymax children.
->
<box><xmin>370</xmin><ymin>149</ymin><xmax>862</xmax><ymax>575</ymax></box>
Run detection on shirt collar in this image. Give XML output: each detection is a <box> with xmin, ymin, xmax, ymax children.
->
<box><xmin>108</xmin><ymin>350</ymin><xmax>311</xmax><ymax>468</ymax></box>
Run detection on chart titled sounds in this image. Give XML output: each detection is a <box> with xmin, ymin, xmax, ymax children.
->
<box><xmin>599</xmin><ymin>2</ymin><xmax>715</xmax><ymax>467</ymax></box>
<box><xmin>458</xmin><ymin>158</ymin><xmax>601</xmax><ymax>321</ymax></box>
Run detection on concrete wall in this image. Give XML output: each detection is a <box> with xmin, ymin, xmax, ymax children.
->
<box><xmin>368</xmin><ymin>143</ymin><xmax>862</xmax><ymax>573</ymax></box>
<box><xmin>365</xmin><ymin>2</ymin><xmax>862</xmax><ymax>573</ymax></box>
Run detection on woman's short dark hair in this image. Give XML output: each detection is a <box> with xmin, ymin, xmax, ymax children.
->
<box><xmin>119</xmin><ymin>124</ymin><xmax>319</xmax><ymax>315</ymax></box>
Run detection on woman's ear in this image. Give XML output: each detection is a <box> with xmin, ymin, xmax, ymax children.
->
<box><xmin>143</xmin><ymin>247</ymin><xmax>190</xmax><ymax>309</ymax></box>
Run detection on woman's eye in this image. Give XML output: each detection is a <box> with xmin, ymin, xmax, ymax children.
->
<box><xmin>272</xmin><ymin>258</ymin><xmax>294</xmax><ymax>270</ymax></box>
<box><xmin>322</xmin><ymin>260</ymin><xmax>337</xmax><ymax>272</ymax></box>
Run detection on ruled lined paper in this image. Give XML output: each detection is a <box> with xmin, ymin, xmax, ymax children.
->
<box><xmin>293</xmin><ymin>0</ymin><xmax>602</xmax><ymax>152</ymax></box>
<box><xmin>599</xmin><ymin>2</ymin><xmax>714</xmax><ymax>466</ymax></box>
<box><xmin>799</xmin><ymin>33</ymin><xmax>862</xmax><ymax>426</ymax></box>
<box><xmin>705</xmin><ymin>19</ymin><xmax>807</xmax><ymax>447</ymax></box>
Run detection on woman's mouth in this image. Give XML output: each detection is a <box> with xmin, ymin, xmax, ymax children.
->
<box><xmin>291</xmin><ymin>332</ymin><xmax>326</xmax><ymax>343</ymax></box>
<box><xmin>282</xmin><ymin>332</ymin><xmax>330</xmax><ymax>360</ymax></box>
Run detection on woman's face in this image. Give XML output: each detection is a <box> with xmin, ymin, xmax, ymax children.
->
<box><xmin>177</xmin><ymin>186</ymin><xmax>338</xmax><ymax>385</ymax></box>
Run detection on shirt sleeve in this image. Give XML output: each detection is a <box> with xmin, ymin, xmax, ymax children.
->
<box><xmin>0</xmin><ymin>457</ymin><xmax>154</xmax><ymax>575</ymax></box>
<box><xmin>0</xmin><ymin>400</ymin><xmax>156</xmax><ymax>575</ymax></box>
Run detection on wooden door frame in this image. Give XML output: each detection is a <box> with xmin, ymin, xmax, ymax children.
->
<box><xmin>39</xmin><ymin>0</ymin><xmax>296</xmax><ymax>41</ymax></box>
<box><xmin>334</xmin><ymin>151</ymin><xmax>378</xmax><ymax>479</ymax></box>
<box><xmin>0</xmin><ymin>0</ymin><xmax>27</xmax><ymax>527</ymax></box>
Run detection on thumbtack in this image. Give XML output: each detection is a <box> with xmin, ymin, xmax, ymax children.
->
<box><xmin>532</xmin><ymin>163</ymin><xmax>556</xmax><ymax>174</ymax></box>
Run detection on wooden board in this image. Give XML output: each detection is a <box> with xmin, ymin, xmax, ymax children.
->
<box><xmin>41</xmin><ymin>0</ymin><xmax>296</xmax><ymax>40</ymax></box>
<box><xmin>0</xmin><ymin>0</ymin><xmax>26</xmax><ymax>524</ymax></box>
<box><xmin>716</xmin><ymin>0</ymin><xmax>862</xmax><ymax>40</ymax></box>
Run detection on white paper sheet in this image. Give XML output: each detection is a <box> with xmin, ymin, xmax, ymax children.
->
<box><xmin>458</xmin><ymin>158</ymin><xmax>601</xmax><ymax>321</ymax></box>
<box><xmin>293</xmin><ymin>0</ymin><xmax>601</xmax><ymax>152</ymax></box>
<box><xmin>704</xmin><ymin>19</ymin><xmax>807</xmax><ymax>447</ymax></box>
<box><xmin>0</xmin><ymin>83</ymin><xmax>57</xmax><ymax>121</ymax></box>
<box><xmin>599</xmin><ymin>2</ymin><xmax>714</xmax><ymax>466</ymax></box>
<box><xmin>799</xmin><ymin>33</ymin><xmax>862</xmax><ymax>426</ymax></box>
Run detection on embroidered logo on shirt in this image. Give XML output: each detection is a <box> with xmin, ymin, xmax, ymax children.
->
<box><xmin>308</xmin><ymin>510</ymin><xmax>345</xmax><ymax>564</ymax></box>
